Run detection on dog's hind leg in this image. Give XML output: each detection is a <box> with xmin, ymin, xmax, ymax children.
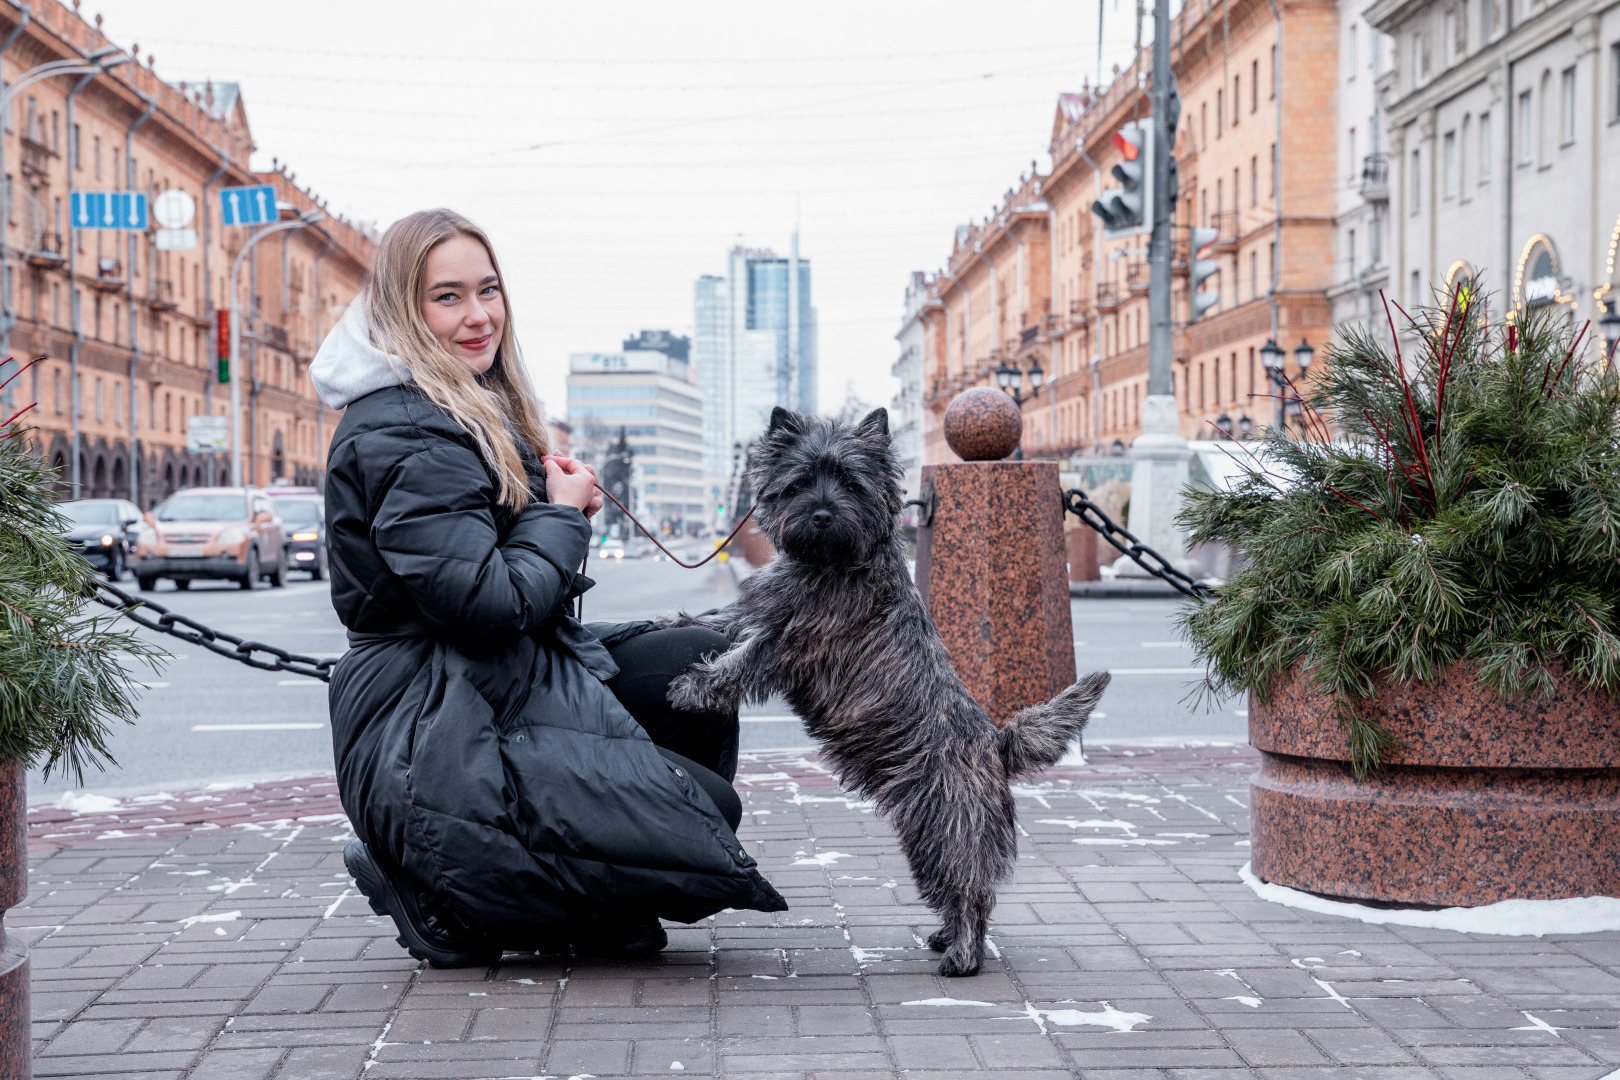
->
<box><xmin>937</xmin><ymin>887</ymin><xmax>994</xmax><ymax>977</ymax></box>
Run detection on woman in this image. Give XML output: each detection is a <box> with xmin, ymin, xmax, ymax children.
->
<box><xmin>311</xmin><ymin>209</ymin><xmax>784</xmax><ymax>967</ymax></box>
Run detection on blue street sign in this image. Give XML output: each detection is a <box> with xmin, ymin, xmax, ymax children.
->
<box><xmin>68</xmin><ymin>191</ymin><xmax>148</xmax><ymax>231</ymax></box>
<box><xmin>218</xmin><ymin>184</ymin><xmax>278</xmax><ymax>227</ymax></box>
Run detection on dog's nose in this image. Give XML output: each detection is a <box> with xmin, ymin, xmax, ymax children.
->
<box><xmin>811</xmin><ymin>509</ymin><xmax>833</xmax><ymax>529</ymax></box>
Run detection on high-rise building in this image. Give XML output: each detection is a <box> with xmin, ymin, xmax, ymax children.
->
<box><xmin>566</xmin><ymin>348</ymin><xmax>705</xmax><ymax>534</ymax></box>
<box><xmin>692</xmin><ymin>237</ymin><xmax>817</xmax><ymax>484</ymax></box>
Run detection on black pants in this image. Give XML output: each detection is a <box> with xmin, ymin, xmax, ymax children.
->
<box><xmin>606</xmin><ymin>626</ymin><xmax>742</xmax><ymax>831</ymax></box>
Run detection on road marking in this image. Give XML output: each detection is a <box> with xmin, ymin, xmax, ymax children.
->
<box><xmin>275</xmin><ymin>679</ymin><xmax>326</xmax><ymax>687</ymax></box>
<box><xmin>1108</xmin><ymin>667</ymin><xmax>1203</xmax><ymax>675</ymax></box>
<box><xmin>191</xmin><ymin>723</ymin><xmax>326</xmax><ymax>731</ymax></box>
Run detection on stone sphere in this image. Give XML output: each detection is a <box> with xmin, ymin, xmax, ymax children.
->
<box><xmin>943</xmin><ymin>386</ymin><xmax>1022</xmax><ymax>461</ymax></box>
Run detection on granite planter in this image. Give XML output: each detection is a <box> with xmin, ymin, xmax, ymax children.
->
<box><xmin>1249</xmin><ymin>663</ymin><xmax>1620</xmax><ymax>907</ymax></box>
<box><xmin>0</xmin><ymin>760</ymin><xmax>27</xmax><ymax>1078</ymax></box>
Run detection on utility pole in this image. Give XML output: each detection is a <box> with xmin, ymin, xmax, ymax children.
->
<box><xmin>1115</xmin><ymin>0</ymin><xmax>1202</xmax><ymax>578</ymax></box>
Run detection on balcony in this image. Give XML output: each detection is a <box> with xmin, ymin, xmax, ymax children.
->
<box><xmin>91</xmin><ymin>257</ymin><xmax>124</xmax><ymax>292</ymax></box>
<box><xmin>1125</xmin><ymin>260</ymin><xmax>1150</xmax><ymax>294</ymax></box>
<box><xmin>1069</xmin><ymin>298</ymin><xmax>1092</xmax><ymax>324</ymax></box>
<box><xmin>263</xmin><ymin>324</ymin><xmax>291</xmax><ymax>352</ymax></box>
<box><xmin>1360</xmin><ymin>153</ymin><xmax>1389</xmax><ymax>201</ymax></box>
<box><xmin>1209</xmin><ymin>212</ymin><xmax>1239</xmax><ymax>254</ymax></box>
<box><xmin>148</xmin><ymin>279</ymin><xmax>178</xmax><ymax>312</ymax></box>
<box><xmin>1171</xmin><ymin>232</ymin><xmax>1190</xmax><ymax>276</ymax></box>
<box><xmin>1041</xmin><ymin>312</ymin><xmax>1063</xmax><ymax>334</ymax></box>
<box><xmin>1019</xmin><ymin>325</ymin><xmax>1039</xmax><ymax>347</ymax></box>
<box><xmin>19</xmin><ymin>136</ymin><xmax>53</xmax><ymax>186</ymax></box>
<box><xmin>1096</xmin><ymin>283</ymin><xmax>1122</xmax><ymax>311</ymax></box>
<box><xmin>26</xmin><ymin>232</ymin><xmax>63</xmax><ymax>269</ymax></box>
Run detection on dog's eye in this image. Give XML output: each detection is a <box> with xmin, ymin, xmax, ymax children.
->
<box><xmin>780</xmin><ymin>484</ymin><xmax>798</xmax><ymax>497</ymax></box>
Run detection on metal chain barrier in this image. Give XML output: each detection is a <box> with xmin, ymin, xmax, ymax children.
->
<box><xmin>90</xmin><ymin>580</ymin><xmax>338</xmax><ymax>682</ymax></box>
<box><xmin>1061</xmin><ymin>487</ymin><xmax>1215</xmax><ymax>602</ymax></box>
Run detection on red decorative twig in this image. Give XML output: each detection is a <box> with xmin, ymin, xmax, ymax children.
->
<box><xmin>1363</xmin><ymin>408</ymin><xmax>1431</xmax><ymax>511</ymax></box>
<box><xmin>0</xmin><ymin>355</ymin><xmax>42</xmax><ymax>394</ymax></box>
<box><xmin>1383</xmin><ymin>294</ymin><xmax>1436</xmax><ymax>499</ymax></box>
<box><xmin>1</xmin><ymin>400</ymin><xmax>38</xmax><ymax>429</ymax></box>
<box><xmin>1546</xmin><ymin>321</ymin><xmax>1588</xmax><ymax>397</ymax></box>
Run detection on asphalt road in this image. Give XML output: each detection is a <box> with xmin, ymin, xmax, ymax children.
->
<box><xmin>32</xmin><ymin>552</ymin><xmax>1240</xmax><ymax>801</ymax></box>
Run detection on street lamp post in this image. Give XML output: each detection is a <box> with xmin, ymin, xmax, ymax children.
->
<box><xmin>994</xmin><ymin>356</ymin><xmax>1043</xmax><ymax>460</ymax></box>
<box><xmin>1259</xmin><ymin>336</ymin><xmax>1315</xmax><ymax>435</ymax></box>
<box><xmin>227</xmin><ymin>209</ymin><xmax>323</xmax><ymax>487</ymax></box>
<box><xmin>1601</xmin><ymin>307</ymin><xmax>1620</xmax><ymax>368</ymax></box>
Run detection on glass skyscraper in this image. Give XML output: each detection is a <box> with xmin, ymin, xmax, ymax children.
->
<box><xmin>693</xmin><ymin>236</ymin><xmax>818</xmax><ymax>482</ymax></box>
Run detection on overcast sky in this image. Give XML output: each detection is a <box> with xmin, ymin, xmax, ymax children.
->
<box><xmin>102</xmin><ymin>1</ymin><xmax>1146</xmax><ymax>420</ymax></box>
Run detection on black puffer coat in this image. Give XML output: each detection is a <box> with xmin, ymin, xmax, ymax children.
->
<box><xmin>322</xmin><ymin>383</ymin><xmax>785</xmax><ymax>940</ymax></box>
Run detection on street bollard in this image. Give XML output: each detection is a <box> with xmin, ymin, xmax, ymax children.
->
<box><xmin>0</xmin><ymin>760</ymin><xmax>27</xmax><ymax>1079</ymax></box>
<box><xmin>914</xmin><ymin>388</ymin><xmax>1077</xmax><ymax>726</ymax></box>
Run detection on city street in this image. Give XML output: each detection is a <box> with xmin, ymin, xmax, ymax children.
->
<box><xmin>32</xmin><ymin>557</ymin><xmax>1241</xmax><ymax>802</ymax></box>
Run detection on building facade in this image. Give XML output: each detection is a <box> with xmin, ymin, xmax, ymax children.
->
<box><xmin>692</xmin><ymin>238</ymin><xmax>817</xmax><ymax>497</ymax></box>
<box><xmin>0</xmin><ymin>0</ymin><xmax>374</xmax><ymax>505</ymax></box>
<box><xmin>1368</xmin><ymin>0</ymin><xmax>1620</xmax><ymax>331</ymax></box>
<box><xmin>891</xmin><ymin>271</ymin><xmax>928</xmax><ymax>505</ymax></box>
<box><xmin>1330</xmin><ymin>1</ymin><xmax>1398</xmax><ymax>339</ymax></box>
<box><xmin>905</xmin><ymin>0</ymin><xmax>1338</xmax><ymax>466</ymax></box>
<box><xmin>566</xmin><ymin>348</ymin><xmax>705</xmax><ymax>534</ymax></box>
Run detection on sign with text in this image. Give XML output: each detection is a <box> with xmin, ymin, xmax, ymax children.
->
<box><xmin>218</xmin><ymin>184</ymin><xmax>278</xmax><ymax>227</ymax></box>
<box><xmin>69</xmin><ymin>191</ymin><xmax>148</xmax><ymax>231</ymax></box>
<box><xmin>186</xmin><ymin>415</ymin><xmax>229</xmax><ymax>454</ymax></box>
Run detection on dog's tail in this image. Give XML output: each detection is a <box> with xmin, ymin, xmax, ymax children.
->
<box><xmin>998</xmin><ymin>671</ymin><xmax>1111</xmax><ymax>779</ymax></box>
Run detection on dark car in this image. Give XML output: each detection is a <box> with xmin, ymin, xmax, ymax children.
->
<box><xmin>269</xmin><ymin>494</ymin><xmax>327</xmax><ymax>579</ymax></box>
<box><xmin>58</xmin><ymin>498</ymin><xmax>143</xmax><ymax>579</ymax></box>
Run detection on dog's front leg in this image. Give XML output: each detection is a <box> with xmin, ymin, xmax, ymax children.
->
<box><xmin>654</xmin><ymin>605</ymin><xmax>736</xmax><ymax>637</ymax></box>
<box><xmin>667</xmin><ymin>631</ymin><xmax>776</xmax><ymax>715</ymax></box>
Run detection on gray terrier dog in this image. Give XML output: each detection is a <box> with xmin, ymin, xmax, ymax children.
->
<box><xmin>665</xmin><ymin>406</ymin><xmax>1109</xmax><ymax>977</ymax></box>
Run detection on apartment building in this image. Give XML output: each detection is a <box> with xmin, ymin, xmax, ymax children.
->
<box><xmin>0</xmin><ymin>0</ymin><xmax>374</xmax><ymax>505</ymax></box>
<box><xmin>1331</xmin><ymin>3</ymin><xmax>1398</xmax><ymax>337</ymax></box>
<box><xmin>907</xmin><ymin>0</ymin><xmax>1338</xmax><ymax>464</ymax></box>
<box><xmin>1368</xmin><ymin>0</ymin><xmax>1620</xmax><ymax>328</ymax></box>
<box><xmin>892</xmin><ymin>271</ymin><xmax>927</xmax><ymax>505</ymax></box>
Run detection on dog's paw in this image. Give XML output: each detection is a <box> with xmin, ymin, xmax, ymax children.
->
<box><xmin>654</xmin><ymin>611</ymin><xmax>702</xmax><ymax>629</ymax></box>
<box><xmin>937</xmin><ymin>951</ymin><xmax>982</xmax><ymax>978</ymax></box>
<box><xmin>926</xmin><ymin>928</ymin><xmax>953</xmax><ymax>953</ymax></box>
<box><xmin>667</xmin><ymin>670</ymin><xmax>730</xmax><ymax>714</ymax></box>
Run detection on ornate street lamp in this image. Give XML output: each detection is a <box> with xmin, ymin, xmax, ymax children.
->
<box><xmin>1215</xmin><ymin>413</ymin><xmax>1232</xmax><ymax>439</ymax></box>
<box><xmin>1602</xmin><ymin>307</ymin><xmax>1620</xmax><ymax>367</ymax></box>
<box><xmin>1259</xmin><ymin>338</ymin><xmax>1286</xmax><ymax>431</ymax></box>
<box><xmin>1238</xmin><ymin>414</ymin><xmax>1253</xmax><ymax>439</ymax></box>
<box><xmin>1294</xmin><ymin>337</ymin><xmax>1315</xmax><ymax>373</ymax></box>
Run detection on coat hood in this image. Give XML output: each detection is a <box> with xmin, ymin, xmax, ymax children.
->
<box><xmin>310</xmin><ymin>299</ymin><xmax>412</xmax><ymax>410</ymax></box>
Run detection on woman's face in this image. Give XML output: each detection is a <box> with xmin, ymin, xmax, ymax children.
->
<box><xmin>420</xmin><ymin>234</ymin><xmax>505</xmax><ymax>375</ymax></box>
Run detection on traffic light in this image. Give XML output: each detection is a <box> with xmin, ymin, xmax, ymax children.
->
<box><xmin>1188</xmin><ymin>227</ymin><xmax>1220</xmax><ymax>324</ymax></box>
<box><xmin>1091</xmin><ymin>122</ymin><xmax>1153</xmax><ymax>239</ymax></box>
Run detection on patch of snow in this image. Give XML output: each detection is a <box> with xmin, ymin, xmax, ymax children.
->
<box><xmin>792</xmin><ymin>852</ymin><xmax>852</xmax><ymax>866</ymax></box>
<box><xmin>1021</xmin><ymin>1001</ymin><xmax>1151</xmax><ymax>1033</ymax></box>
<box><xmin>1239</xmin><ymin>862</ymin><xmax>1620</xmax><ymax>936</ymax></box>
<box><xmin>55</xmin><ymin>791</ymin><xmax>121</xmax><ymax>814</ymax></box>
<box><xmin>1226</xmin><ymin>995</ymin><xmax>1263</xmax><ymax>1008</ymax></box>
<box><xmin>177</xmin><ymin>910</ymin><xmax>241</xmax><ymax>929</ymax></box>
<box><xmin>902</xmin><ymin>998</ymin><xmax>997</xmax><ymax>1007</ymax></box>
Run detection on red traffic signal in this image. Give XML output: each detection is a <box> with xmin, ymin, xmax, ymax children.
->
<box><xmin>1111</xmin><ymin>130</ymin><xmax>1141</xmax><ymax>161</ymax></box>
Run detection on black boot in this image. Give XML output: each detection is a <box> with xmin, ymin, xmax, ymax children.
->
<box><xmin>343</xmin><ymin>840</ymin><xmax>501</xmax><ymax>969</ymax></box>
<box><xmin>570</xmin><ymin>917</ymin><xmax>668</xmax><ymax>958</ymax></box>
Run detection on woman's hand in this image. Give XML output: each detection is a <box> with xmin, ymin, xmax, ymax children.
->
<box><xmin>543</xmin><ymin>456</ymin><xmax>604</xmax><ymax>518</ymax></box>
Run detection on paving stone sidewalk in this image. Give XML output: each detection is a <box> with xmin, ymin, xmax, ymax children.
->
<box><xmin>18</xmin><ymin>743</ymin><xmax>1620</xmax><ymax>1080</ymax></box>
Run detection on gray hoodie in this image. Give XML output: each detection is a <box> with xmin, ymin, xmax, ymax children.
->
<box><xmin>309</xmin><ymin>298</ymin><xmax>411</xmax><ymax>410</ymax></box>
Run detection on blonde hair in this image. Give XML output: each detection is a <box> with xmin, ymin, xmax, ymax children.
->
<box><xmin>366</xmin><ymin>208</ymin><xmax>551</xmax><ymax>511</ymax></box>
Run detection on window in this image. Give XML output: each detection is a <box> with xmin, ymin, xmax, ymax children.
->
<box><xmin>1480</xmin><ymin>112</ymin><xmax>1493</xmax><ymax>179</ymax></box>
<box><xmin>52</xmin><ymin>368</ymin><xmax>62</xmax><ymax>414</ymax></box>
<box><xmin>1234</xmin><ymin>75</ymin><xmax>1241</xmax><ymax>126</ymax></box>
<box><xmin>114</xmin><ymin>382</ymin><xmax>122</xmax><ymax>423</ymax></box>
<box><xmin>1518</xmin><ymin>90</ymin><xmax>1533</xmax><ymax>162</ymax></box>
<box><xmin>1251</xmin><ymin>59</ymin><xmax>1259</xmax><ymax>110</ymax></box>
<box><xmin>1412</xmin><ymin>32</ymin><xmax>1426</xmax><ymax>86</ymax></box>
<box><xmin>1348</xmin><ymin>227</ymin><xmax>1357</xmax><ymax>277</ymax></box>
<box><xmin>1271</xmin><ymin>44</ymin><xmax>1277</xmax><ymax>98</ymax></box>
<box><xmin>95</xmin><ymin>377</ymin><xmax>103</xmax><ymax>423</ymax></box>
<box><xmin>1250</xmin><ymin>156</ymin><xmax>1258</xmax><ymax>205</ymax></box>
<box><xmin>1250</xmin><ymin>251</ymin><xmax>1258</xmax><ymax>301</ymax></box>
<box><xmin>1443</xmin><ymin>130</ymin><xmax>1457</xmax><ymax>197</ymax></box>
<box><xmin>1412</xmin><ymin>270</ymin><xmax>1423</xmax><ymax>306</ymax></box>
<box><xmin>1560</xmin><ymin>67</ymin><xmax>1576</xmax><ymax>144</ymax></box>
<box><xmin>92</xmin><ymin>135</ymin><xmax>100</xmax><ymax>180</ymax></box>
<box><xmin>1201</xmin><ymin>101</ymin><xmax>1208</xmax><ymax>146</ymax></box>
<box><xmin>1460</xmin><ymin>115</ymin><xmax>1471</xmax><ymax>192</ymax></box>
<box><xmin>1217</xmin><ymin>89</ymin><xmax>1224</xmax><ymax>136</ymax></box>
<box><xmin>70</xmin><ymin>123</ymin><xmax>80</xmax><ymax>170</ymax></box>
<box><xmin>1411</xmin><ymin>147</ymin><xmax>1422</xmax><ymax>212</ymax></box>
<box><xmin>1349</xmin><ymin>24</ymin><xmax>1359</xmax><ymax>75</ymax></box>
<box><xmin>1485</xmin><ymin>0</ymin><xmax>1499</xmax><ymax>39</ymax></box>
<box><xmin>1444</xmin><ymin>9</ymin><xmax>1458</xmax><ymax>66</ymax></box>
<box><xmin>1349</xmin><ymin>127</ymin><xmax>1358</xmax><ymax>180</ymax></box>
<box><xmin>49</xmin><ymin>110</ymin><xmax>58</xmax><ymax>153</ymax></box>
<box><xmin>1234</xmin><ymin>251</ymin><xmax>1241</xmax><ymax>300</ymax></box>
<box><xmin>1613</xmin><ymin>43</ymin><xmax>1620</xmax><ymax>121</ymax></box>
<box><xmin>1216</xmin><ymin>177</ymin><xmax>1223</xmax><ymax>216</ymax></box>
<box><xmin>1270</xmin><ymin>143</ymin><xmax>1277</xmax><ymax>195</ymax></box>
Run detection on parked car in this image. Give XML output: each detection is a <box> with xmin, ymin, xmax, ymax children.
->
<box><xmin>268</xmin><ymin>493</ymin><xmax>326</xmax><ymax>580</ymax></box>
<box><xmin>597</xmin><ymin>539</ymin><xmax>626</xmax><ymax>561</ymax></box>
<box><xmin>58</xmin><ymin>498</ymin><xmax>143</xmax><ymax>580</ymax></box>
<box><xmin>134</xmin><ymin>487</ymin><xmax>287</xmax><ymax>591</ymax></box>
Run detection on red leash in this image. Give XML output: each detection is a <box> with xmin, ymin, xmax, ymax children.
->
<box><xmin>575</xmin><ymin>485</ymin><xmax>758</xmax><ymax>618</ymax></box>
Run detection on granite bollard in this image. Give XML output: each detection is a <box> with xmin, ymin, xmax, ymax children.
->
<box><xmin>914</xmin><ymin>388</ymin><xmax>1076</xmax><ymax>726</ymax></box>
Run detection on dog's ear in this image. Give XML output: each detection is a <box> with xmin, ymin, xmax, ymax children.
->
<box><xmin>768</xmin><ymin>407</ymin><xmax>804</xmax><ymax>436</ymax></box>
<box><xmin>855</xmin><ymin>408</ymin><xmax>890</xmax><ymax>441</ymax></box>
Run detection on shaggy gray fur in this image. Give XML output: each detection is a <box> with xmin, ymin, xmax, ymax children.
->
<box><xmin>663</xmin><ymin>406</ymin><xmax>1110</xmax><ymax>977</ymax></box>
